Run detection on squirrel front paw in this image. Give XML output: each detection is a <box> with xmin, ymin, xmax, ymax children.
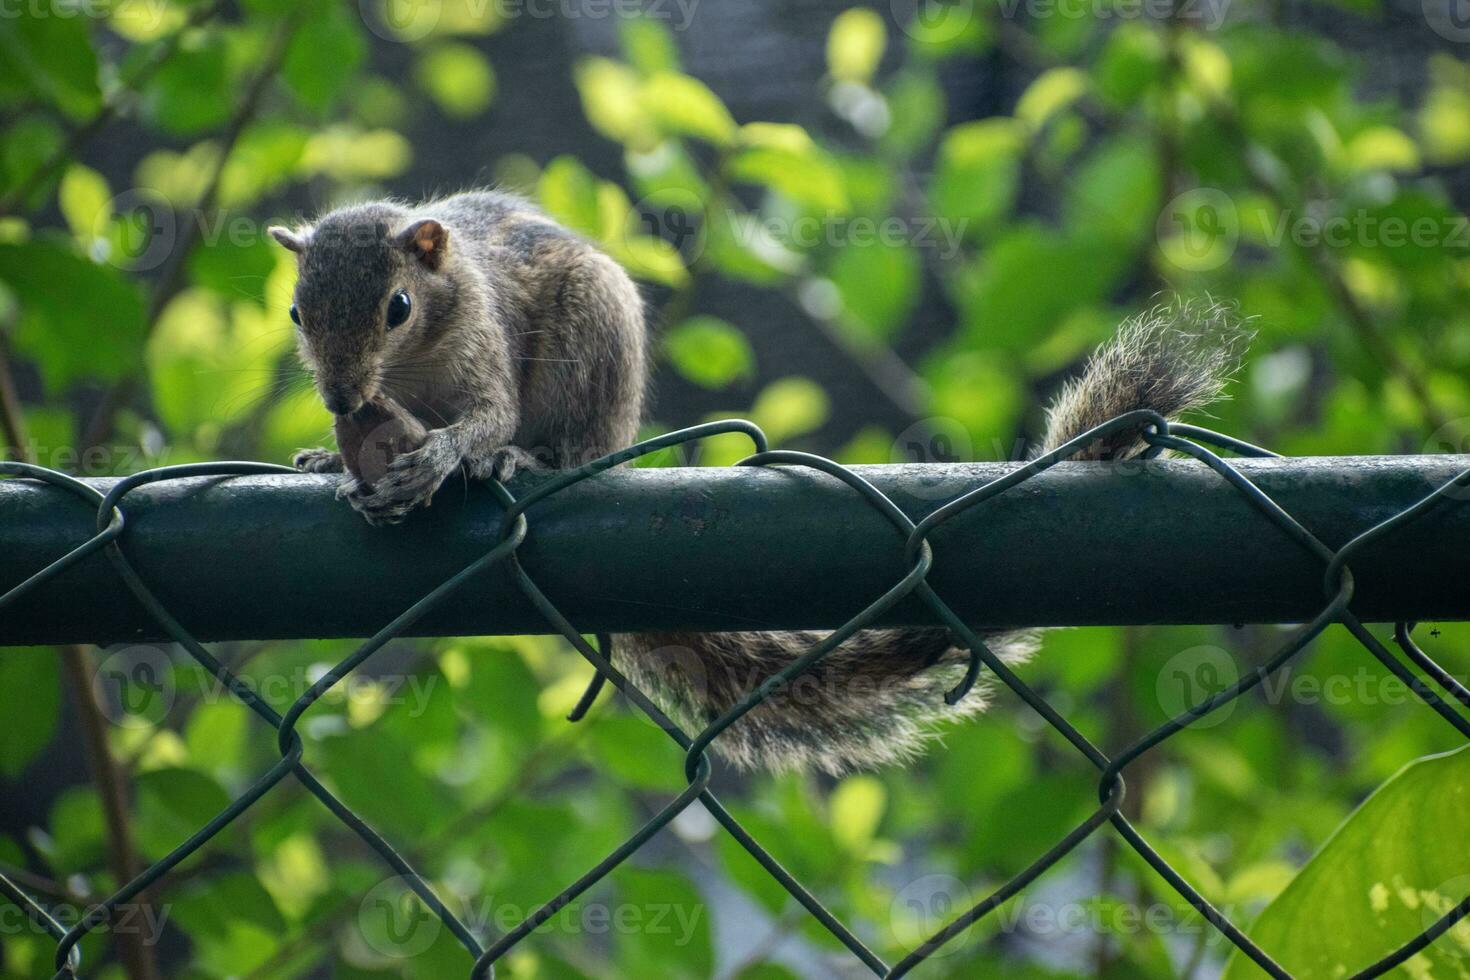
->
<box><xmin>293</xmin><ymin>447</ymin><xmax>344</xmax><ymax>473</ymax></box>
<box><xmin>340</xmin><ymin>434</ymin><xmax>461</xmax><ymax>525</ymax></box>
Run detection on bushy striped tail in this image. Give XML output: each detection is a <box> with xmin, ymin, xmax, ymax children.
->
<box><xmin>617</xmin><ymin>300</ymin><xmax>1250</xmax><ymax>775</ymax></box>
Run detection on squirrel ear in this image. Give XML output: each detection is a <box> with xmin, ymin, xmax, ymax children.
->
<box><xmin>268</xmin><ymin>225</ymin><xmax>309</xmax><ymax>253</ymax></box>
<box><xmin>397</xmin><ymin>219</ymin><xmax>448</xmax><ymax>270</ymax></box>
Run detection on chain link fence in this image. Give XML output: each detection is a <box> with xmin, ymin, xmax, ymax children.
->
<box><xmin>2</xmin><ymin>410</ymin><xmax>1469</xmax><ymax>978</ymax></box>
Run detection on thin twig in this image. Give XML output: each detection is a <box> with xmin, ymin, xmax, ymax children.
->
<box><xmin>0</xmin><ymin>0</ymin><xmax>226</xmax><ymax>218</ymax></box>
<box><xmin>0</xmin><ymin>345</ymin><xmax>160</xmax><ymax>980</ymax></box>
<box><xmin>81</xmin><ymin>12</ymin><xmax>301</xmax><ymax>453</ymax></box>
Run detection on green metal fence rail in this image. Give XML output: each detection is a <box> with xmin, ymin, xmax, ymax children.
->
<box><xmin>2</xmin><ymin>412</ymin><xmax>1469</xmax><ymax>978</ymax></box>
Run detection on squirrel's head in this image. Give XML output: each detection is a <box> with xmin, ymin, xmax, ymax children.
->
<box><xmin>269</xmin><ymin>204</ymin><xmax>457</xmax><ymax>416</ymax></box>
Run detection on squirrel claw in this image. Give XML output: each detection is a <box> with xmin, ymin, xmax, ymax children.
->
<box><xmin>294</xmin><ymin>447</ymin><xmax>344</xmax><ymax>473</ymax></box>
<box><xmin>338</xmin><ymin>479</ymin><xmax>412</xmax><ymax>526</ymax></box>
<box><xmin>468</xmin><ymin>445</ymin><xmax>545</xmax><ymax>483</ymax></box>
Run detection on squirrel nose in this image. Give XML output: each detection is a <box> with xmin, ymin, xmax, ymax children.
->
<box><xmin>323</xmin><ymin>386</ymin><xmax>363</xmax><ymax>416</ymax></box>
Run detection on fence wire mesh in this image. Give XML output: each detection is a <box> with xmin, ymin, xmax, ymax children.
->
<box><xmin>3</xmin><ymin>410</ymin><xmax>1470</xmax><ymax>979</ymax></box>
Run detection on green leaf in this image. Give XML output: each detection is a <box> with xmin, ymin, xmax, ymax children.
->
<box><xmin>537</xmin><ymin>156</ymin><xmax>601</xmax><ymax>237</ymax></box>
<box><xmin>147</xmin><ymin>290</ymin><xmax>236</xmax><ymax>435</ymax></box>
<box><xmin>134</xmin><ymin>767</ymin><xmax>236</xmax><ymax>862</ymax></box>
<box><xmin>0</xmin><ymin>239</ymin><xmax>147</xmax><ymax>391</ymax></box>
<box><xmin>575</xmin><ymin>57</ymin><xmax>654</xmax><ymax>149</ymax></box>
<box><xmin>299</xmin><ymin>126</ymin><xmax>412</xmax><ymax>182</ymax></box>
<box><xmin>261</xmin><ymin>386</ymin><xmax>333</xmax><ymax>464</ymax></box>
<box><xmin>616</xmin><ymin>869</ymin><xmax>713</xmax><ymax>978</ymax></box>
<box><xmin>1015</xmin><ymin>67</ymin><xmax>1089</xmax><ymax>131</ymax></box>
<box><xmin>608</xmin><ymin>233</ymin><xmax>689</xmax><ymax>288</ymax></box>
<box><xmin>827</xmin><ymin>8</ymin><xmax>886</xmax><ymax>84</ymax></box>
<box><xmin>317</xmin><ymin>725</ymin><xmax>455</xmax><ymax>838</ymax></box>
<box><xmin>1093</xmin><ymin>23</ymin><xmax>1166</xmax><ymax>108</ymax></box>
<box><xmin>954</xmin><ymin>225</ymin><xmax>1132</xmax><ymax>351</ymax></box>
<box><xmin>0</xmin><ymin>652</ymin><xmax>60</xmax><ymax>776</ymax></box>
<box><xmin>414</xmin><ymin>42</ymin><xmax>497</xmax><ymax>119</ymax></box>
<box><xmin>1063</xmin><ymin>135</ymin><xmax>1163</xmax><ymax>246</ymax></box>
<box><xmin>1343</xmin><ymin>126</ymin><xmax>1420</xmax><ymax>174</ymax></box>
<box><xmin>923</xmin><ymin>349</ymin><xmax>1023</xmax><ymax>447</ymax></box>
<box><xmin>1223</xmin><ymin>746</ymin><xmax>1470</xmax><ymax>978</ymax></box>
<box><xmin>930</xmin><ymin>119</ymin><xmax>1025</xmax><ymax>234</ymax></box>
<box><xmin>169</xmin><ymin>873</ymin><xmax>287</xmax><ymax>975</ymax></box>
<box><xmin>219</xmin><ymin>123</ymin><xmax>310</xmax><ymax>208</ymax></box>
<box><xmin>726</xmin><ymin>145</ymin><xmax>849</xmax><ymax>213</ymax></box>
<box><xmin>59</xmin><ymin>164</ymin><xmax>112</xmax><ymax>247</ymax></box>
<box><xmin>1420</xmin><ymin>57</ymin><xmax>1470</xmax><ymax>166</ymax></box>
<box><xmin>0</xmin><ymin>13</ymin><xmax>101</xmax><ymax>120</ymax></box>
<box><xmin>188</xmin><ymin>234</ymin><xmax>277</xmax><ymax>307</ymax></box>
<box><xmin>620</xmin><ymin>18</ymin><xmax>681</xmax><ymax>76</ymax></box>
<box><xmin>640</xmin><ymin>72</ymin><xmax>737</xmax><ymax>146</ymax></box>
<box><xmin>110</xmin><ymin>0</ymin><xmax>189</xmax><ymax>41</ymax></box>
<box><xmin>828</xmin><ymin>236</ymin><xmax>920</xmax><ymax>342</ymax></box>
<box><xmin>662</xmin><ymin>316</ymin><xmax>754</xmax><ymax>389</ymax></box>
<box><xmin>46</xmin><ymin>785</ymin><xmax>106</xmax><ymax>870</ymax></box>
<box><xmin>141</xmin><ymin>32</ymin><xmax>233</xmax><ymax>135</ymax></box>
<box><xmin>830</xmin><ymin>775</ymin><xmax>885</xmax><ymax>853</ymax></box>
<box><xmin>284</xmin><ymin>2</ymin><xmax>367</xmax><ymax>113</ymax></box>
<box><xmin>880</xmin><ymin>71</ymin><xmax>946</xmax><ymax>157</ymax></box>
<box><xmin>901</xmin><ymin>1</ymin><xmax>992</xmax><ymax>60</ymax></box>
<box><xmin>752</xmin><ymin>377</ymin><xmax>829</xmax><ymax>443</ymax></box>
<box><xmin>589</xmin><ymin>715</ymin><xmax>685</xmax><ymax>791</ymax></box>
<box><xmin>0</xmin><ymin>116</ymin><xmax>64</xmax><ymax>209</ymax></box>
<box><xmin>702</xmin><ymin>207</ymin><xmax>802</xmax><ymax>285</ymax></box>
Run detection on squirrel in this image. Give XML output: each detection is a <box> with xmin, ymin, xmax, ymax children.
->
<box><xmin>269</xmin><ymin>190</ymin><xmax>1248</xmax><ymax>776</ymax></box>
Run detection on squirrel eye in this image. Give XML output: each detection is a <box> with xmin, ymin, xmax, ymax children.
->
<box><xmin>386</xmin><ymin>290</ymin><xmax>412</xmax><ymax>329</ymax></box>
<box><xmin>288</xmin><ymin>303</ymin><xmax>301</xmax><ymax>326</ymax></box>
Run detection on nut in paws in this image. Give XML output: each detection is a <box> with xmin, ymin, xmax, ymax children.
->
<box><xmin>365</xmin><ymin>441</ymin><xmax>459</xmax><ymax>511</ymax></box>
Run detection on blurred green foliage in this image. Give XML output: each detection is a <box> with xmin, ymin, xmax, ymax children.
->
<box><xmin>3</xmin><ymin>0</ymin><xmax>1470</xmax><ymax>977</ymax></box>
